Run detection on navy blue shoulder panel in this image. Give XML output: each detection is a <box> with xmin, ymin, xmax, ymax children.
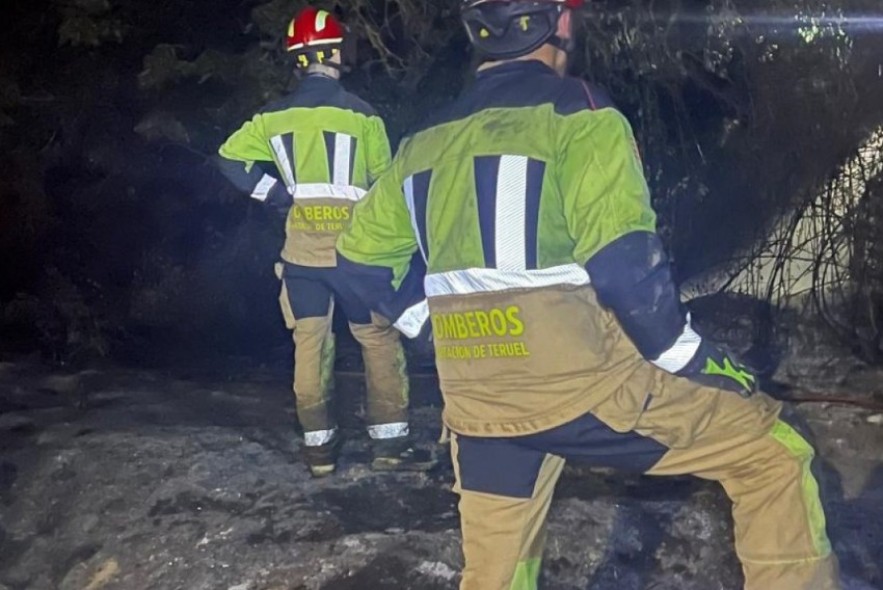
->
<box><xmin>405</xmin><ymin>61</ymin><xmax>617</xmax><ymax>138</ymax></box>
<box><xmin>554</xmin><ymin>77</ymin><xmax>616</xmax><ymax>115</ymax></box>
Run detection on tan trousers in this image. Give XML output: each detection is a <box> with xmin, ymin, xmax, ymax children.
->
<box><xmin>279</xmin><ymin>273</ymin><xmax>409</xmax><ymax>439</ymax></box>
<box><xmin>451</xmin><ymin>387</ymin><xmax>839</xmax><ymax>590</ymax></box>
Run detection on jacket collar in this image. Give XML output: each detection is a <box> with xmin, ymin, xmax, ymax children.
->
<box><xmin>475</xmin><ymin>59</ymin><xmax>558</xmax><ymax>80</ymax></box>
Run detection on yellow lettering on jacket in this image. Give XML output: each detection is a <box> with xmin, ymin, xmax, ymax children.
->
<box><xmin>292</xmin><ymin>205</ymin><xmax>351</xmax><ymax>222</ymax></box>
<box><xmin>289</xmin><ymin>205</ymin><xmax>352</xmax><ymax>233</ymax></box>
<box><xmin>431</xmin><ymin>306</ymin><xmax>524</xmax><ymax>341</ymax></box>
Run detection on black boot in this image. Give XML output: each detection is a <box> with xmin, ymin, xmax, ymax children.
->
<box><xmin>302</xmin><ymin>433</ymin><xmax>343</xmax><ymax>478</ymax></box>
<box><xmin>371</xmin><ymin>437</ymin><xmax>436</xmax><ymax>472</ymax></box>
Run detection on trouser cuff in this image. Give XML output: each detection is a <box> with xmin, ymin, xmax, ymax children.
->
<box><xmin>304</xmin><ymin>428</ymin><xmax>338</xmax><ymax>447</ymax></box>
<box><xmin>368</xmin><ymin>422</ymin><xmax>409</xmax><ymax>440</ymax></box>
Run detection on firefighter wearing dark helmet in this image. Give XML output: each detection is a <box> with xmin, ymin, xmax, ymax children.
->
<box><xmin>335</xmin><ymin>0</ymin><xmax>840</xmax><ymax>587</ymax></box>
<box><xmin>217</xmin><ymin>6</ymin><xmax>434</xmax><ymax>478</ymax></box>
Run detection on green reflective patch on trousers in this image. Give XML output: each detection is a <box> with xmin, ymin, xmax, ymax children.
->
<box><xmin>319</xmin><ymin>332</ymin><xmax>336</xmax><ymax>401</ymax></box>
<box><xmin>395</xmin><ymin>345</ymin><xmax>409</xmax><ymax>405</ymax></box>
<box><xmin>509</xmin><ymin>558</ymin><xmax>541</xmax><ymax>590</ymax></box>
<box><xmin>769</xmin><ymin>420</ymin><xmax>832</xmax><ymax>556</ymax></box>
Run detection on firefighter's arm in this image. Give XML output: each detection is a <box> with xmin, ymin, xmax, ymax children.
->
<box><xmin>365</xmin><ymin>115</ymin><xmax>393</xmax><ymax>186</ymax></box>
<box><xmin>217</xmin><ymin>114</ymin><xmax>292</xmax><ymax>208</ymax></box>
<box><xmin>561</xmin><ymin>109</ymin><xmax>756</xmax><ymax>396</ymax></box>
<box><xmin>336</xmin><ymin>163</ymin><xmax>428</xmax><ymax>338</ymax></box>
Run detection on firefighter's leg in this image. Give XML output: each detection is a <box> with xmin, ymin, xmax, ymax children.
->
<box><xmin>348</xmin><ymin>320</ymin><xmax>409</xmax><ymax>435</ymax></box>
<box><xmin>640</xmin><ymin>388</ymin><xmax>839</xmax><ymax>590</ymax></box>
<box><xmin>329</xmin><ymin>276</ymin><xmax>409</xmax><ymax>435</ymax></box>
<box><xmin>451</xmin><ymin>433</ymin><xmax>565</xmax><ymax>590</ymax></box>
<box><xmin>348</xmin><ymin>319</ymin><xmax>435</xmax><ymax>470</ymax></box>
<box><xmin>330</xmin><ymin>275</ymin><xmax>432</xmax><ymax>469</ymax></box>
<box><xmin>280</xmin><ymin>273</ymin><xmax>339</xmax><ymax>476</ymax></box>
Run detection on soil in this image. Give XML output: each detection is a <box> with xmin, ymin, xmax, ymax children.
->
<box><xmin>0</xmin><ymin>355</ymin><xmax>881</xmax><ymax>590</ymax></box>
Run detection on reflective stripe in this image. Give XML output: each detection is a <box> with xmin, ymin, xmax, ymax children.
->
<box><xmin>288</xmin><ymin>38</ymin><xmax>343</xmax><ymax>51</ymax></box>
<box><xmin>495</xmin><ymin>155</ymin><xmax>529</xmax><ymax>271</ymax></box>
<box><xmin>368</xmin><ymin>422</ymin><xmax>409</xmax><ymax>440</ymax></box>
<box><xmin>250</xmin><ymin>174</ymin><xmax>278</xmax><ymax>202</ymax></box>
<box><xmin>333</xmin><ymin>133</ymin><xmax>352</xmax><ymax>186</ymax></box>
<box><xmin>769</xmin><ymin>420</ymin><xmax>832</xmax><ymax>556</ymax></box>
<box><xmin>650</xmin><ymin>313</ymin><xmax>703</xmax><ymax>373</ymax></box>
<box><xmin>510</xmin><ymin>558</ymin><xmax>542</xmax><ymax>590</ymax></box>
<box><xmin>394</xmin><ymin>299</ymin><xmax>430</xmax><ymax>338</ymax></box>
<box><xmin>292</xmin><ymin>183</ymin><xmax>366</xmax><ymax>201</ymax></box>
<box><xmin>316</xmin><ymin>10</ymin><xmax>329</xmax><ymax>31</ymax></box>
<box><xmin>403</xmin><ymin>175</ymin><xmax>429</xmax><ymax>261</ymax></box>
<box><xmin>304</xmin><ymin>428</ymin><xmax>337</xmax><ymax>447</ymax></box>
<box><xmin>269</xmin><ymin>134</ymin><xmax>296</xmax><ymax>191</ymax></box>
<box><xmin>425</xmin><ymin>265</ymin><xmax>590</xmax><ymax>297</ymax></box>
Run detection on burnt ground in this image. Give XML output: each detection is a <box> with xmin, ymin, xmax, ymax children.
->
<box><xmin>0</xmin><ymin>353</ymin><xmax>881</xmax><ymax>590</ymax></box>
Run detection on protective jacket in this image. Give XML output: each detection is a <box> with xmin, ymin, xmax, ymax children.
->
<box><xmin>337</xmin><ymin>60</ymin><xmax>755</xmax><ymax>436</ymax></box>
<box><xmin>219</xmin><ymin>73</ymin><xmax>392</xmax><ymax>267</ymax></box>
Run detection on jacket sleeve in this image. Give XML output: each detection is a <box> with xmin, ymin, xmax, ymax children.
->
<box><xmin>217</xmin><ymin>114</ymin><xmax>291</xmax><ymax>208</ymax></box>
<box><xmin>336</xmin><ymin>161</ymin><xmax>428</xmax><ymax>336</ymax></box>
<box><xmin>560</xmin><ymin>108</ymin><xmax>756</xmax><ymax>396</ymax></box>
<box><xmin>365</xmin><ymin>115</ymin><xmax>393</xmax><ymax>186</ymax></box>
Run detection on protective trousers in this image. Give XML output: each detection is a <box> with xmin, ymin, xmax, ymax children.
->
<box><xmin>278</xmin><ymin>263</ymin><xmax>409</xmax><ymax>446</ymax></box>
<box><xmin>451</xmin><ymin>386</ymin><xmax>839</xmax><ymax>590</ymax></box>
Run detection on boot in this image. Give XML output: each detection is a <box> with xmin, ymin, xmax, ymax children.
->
<box><xmin>371</xmin><ymin>437</ymin><xmax>437</xmax><ymax>472</ymax></box>
<box><xmin>302</xmin><ymin>432</ymin><xmax>343</xmax><ymax>478</ymax></box>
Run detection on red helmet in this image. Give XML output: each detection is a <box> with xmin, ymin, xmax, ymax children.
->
<box><xmin>286</xmin><ymin>7</ymin><xmax>345</xmax><ymax>66</ymax></box>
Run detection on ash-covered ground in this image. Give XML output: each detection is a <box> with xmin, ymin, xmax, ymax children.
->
<box><xmin>1</xmin><ymin>353</ymin><xmax>881</xmax><ymax>590</ymax></box>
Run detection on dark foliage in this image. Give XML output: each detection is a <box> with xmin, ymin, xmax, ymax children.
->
<box><xmin>1</xmin><ymin>0</ymin><xmax>881</xmax><ymax>365</ymax></box>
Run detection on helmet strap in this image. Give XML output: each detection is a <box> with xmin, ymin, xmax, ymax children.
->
<box><xmin>547</xmin><ymin>32</ymin><xmax>575</xmax><ymax>54</ymax></box>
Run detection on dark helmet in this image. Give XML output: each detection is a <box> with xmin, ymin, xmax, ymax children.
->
<box><xmin>461</xmin><ymin>0</ymin><xmax>585</xmax><ymax>60</ymax></box>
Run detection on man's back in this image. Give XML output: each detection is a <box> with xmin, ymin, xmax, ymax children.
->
<box><xmin>341</xmin><ymin>60</ymin><xmax>661</xmax><ymax>435</ymax></box>
<box><xmin>219</xmin><ymin>73</ymin><xmax>391</xmax><ymax>267</ymax></box>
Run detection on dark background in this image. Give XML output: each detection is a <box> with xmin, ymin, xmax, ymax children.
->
<box><xmin>1</xmin><ymin>0</ymin><xmax>882</xmax><ymax>371</ymax></box>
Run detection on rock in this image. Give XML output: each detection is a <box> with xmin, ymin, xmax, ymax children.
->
<box><xmin>416</xmin><ymin>561</ymin><xmax>457</xmax><ymax>580</ymax></box>
<box><xmin>83</xmin><ymin>558</ymin><xmax>120</xmax><ymax>590</ymax></box>
<box><xmin>0</xmin><ymin>414</ymin><xmax>35</xmax><ymax>435</ymax></box>
<box><xmin>0</xmin><ymin>462</ymin><xmax>18</xmax><ymax>495</ymax></box>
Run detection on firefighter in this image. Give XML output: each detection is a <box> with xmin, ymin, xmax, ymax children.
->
<box><xmin>217</xmin><ymin>6</ymin><xmax>434</xmax><ymax>477</ymax></box>
<box><xmin>335</xmin><ymin>0</ymin><xmax>840</xmax><ymax>587</ymax></box>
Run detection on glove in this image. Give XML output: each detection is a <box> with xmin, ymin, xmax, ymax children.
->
<box><xmin>677</xmin><ymin>341</ymin><xmax>757</xmax><ymax>397</ymax></box>
<box><xmin>401</xmin><ymin>312</ymin><xmax>435</xmax><ymax>359</ymax></box>
<box><xmin>263</xmin><ymin>178</ymin><xmax>294</xmax><ymax>210</ymax></box>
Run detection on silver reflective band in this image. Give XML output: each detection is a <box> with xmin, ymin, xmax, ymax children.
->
<box><xmin>333</xmin><ymin>133</ymin><xmax>353</xmax><ymax>186</ymax></box>
<box><xmin>495</xmin><ymin>155</ymin><xmax>529</xmax><ymax>271</ymax></box>
<box><xmin>269</xmin><ymin>135</ymin><xmax>296</xmax><ymax>191</ymax></box>
<box><xmin>368</xmin><ymin>422</ymin><xmax>409</xmax><ymax>440</ymax></box>
<box><xmin>425</xmin><ymin>264</ymin><xmax>590</xmax><ymax>297</ymax></box>
<box><xmin>292</xmin><ymin>183</ymin><xmax>366</xmax><ymax>202</ymax></box>
<box><xmin>394</xmin><ymin>299</ymin><xmax>430</xmax><ymax>339</ymax></box>
<box><xmin>650</xmin><ymin>313</ymin><xmax>703</xmax><ymax>373</ymax></box>
<box><xmin>250</xmin><ymin>174</ymin><xmax>278</xmax><ymax>202</ymax></box>
<box><xmin>403</xmin><ymin>175</ymin><xmax>428</xmax><ymax>262</ymax></box>
<box><xmin>304</xmin><ymin>428</ymin><xmax>337</xmax><ymax>447</ymax></box>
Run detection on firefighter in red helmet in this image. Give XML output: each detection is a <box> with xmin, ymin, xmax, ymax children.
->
<box><xmin>217</xmin><ymin>7</ymin><xmax>435</xmax><ymax>478</ymax></box>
